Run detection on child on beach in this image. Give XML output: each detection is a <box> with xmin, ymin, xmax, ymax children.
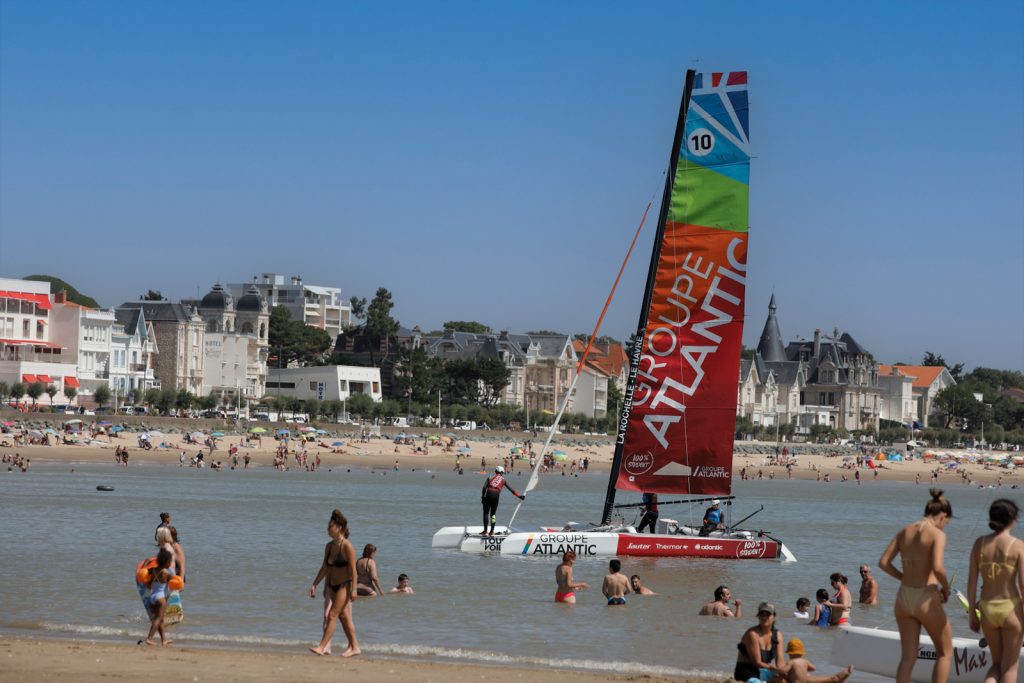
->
<box><xmin>772</xmin><ymin>637</ymin><xmax>853</xmax><ymax>682</ymax></box>
<box><xmin>390</xmin><ymin>574</ymin><xmax>414</xmax><ymax>594</ymax></box>
<box><xmin>144</xmin><ymin>548</ymin><xmax>175</xmax><ymax>646</ymax></box>
<box><xmin>794</xmin><ymin>597</ymin><xmax>810</xmax><ymax>620</ymax></box>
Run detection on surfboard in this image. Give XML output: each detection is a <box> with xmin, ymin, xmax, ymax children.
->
<box><xmin>164</xmin><ymin>589</ymin><xmax>184</xmax><ymax>626</ymax></box>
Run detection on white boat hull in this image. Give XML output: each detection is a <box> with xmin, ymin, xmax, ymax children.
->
<box><xmin>493</xmin><ymin>530</ymin><xmax>792</xmax><ymax>560</ymax></box>
<box><xmin>432</xmin><ymin>525</ymin><xmax>509</xmax><ymax>548</ymax></box>
<box><xmin>831</xmin><ymin>625</ymin><xmax>1018</xmax><ymax>683</ymax></box>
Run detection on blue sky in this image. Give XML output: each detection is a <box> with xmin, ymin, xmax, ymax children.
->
<box><xmin>1</xmin><ymin>2</ymin><xmax>1021</xmax><ymax>370</ymax></box>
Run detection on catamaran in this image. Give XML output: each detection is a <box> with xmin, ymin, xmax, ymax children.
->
<box><xmin>433</xmin><ymin>69</ymin><xmax>794</xmax><ymax>561</ymax></box>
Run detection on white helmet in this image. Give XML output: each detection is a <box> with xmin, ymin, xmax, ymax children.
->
<box><xmin>494</xmin><ymin>466</ymin><xmax>505</xmax><ymax>474</ymax></box>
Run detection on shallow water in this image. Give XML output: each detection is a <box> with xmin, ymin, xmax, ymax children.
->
<box><xmin>0</xmin><ymin>461</ymin><xmax>1009</xmax><ymax>679</ymax></box>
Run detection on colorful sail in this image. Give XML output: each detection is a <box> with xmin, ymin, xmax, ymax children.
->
<box><xmin>612</xmin><ymin>71</ymin><xmax>750</xmax><ymax>498</ymax></box>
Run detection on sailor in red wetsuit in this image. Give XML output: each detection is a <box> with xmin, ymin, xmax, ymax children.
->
<box><xmin>481</xmin><ymin>466</ymin><xmax>524</xmax><ymax>536</ymax></box>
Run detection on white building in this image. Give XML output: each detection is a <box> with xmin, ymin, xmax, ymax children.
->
<box><xmin>877</xmin><ymin>365</ymin><xmax>957</xmax><ymax>427</ymax></box>
<box><xmin>877</xmin><ymin>366</ymin><xmax>917</xmax><ymax>426</ymax></box>
<box><xmin>573</xmin><ymin>363</ymin><xmax>610</xmax><ymax>419</ymax></box>
<box><xmin>0</xmin><ymin>277</ymin><xmax>79</xmax><ymax>405</ymax></box>
<box><xmin>229</xmin><ymin>274</ymin><xmax>351</xmax><ymax>337</ymax></box>
<box><xmin>265</xmin><ymin>365</ymin><xmax>382</xmax><ymax>403</ymax></box>
<box><xmin>110</xmin><ymin>307</ymin><xmax>160</xmax><ymax>399</ymax></box>
<box><xmin>190</xmin><ymin>283</ymin><xmax>270</xmax><ymax>402</ymax></box>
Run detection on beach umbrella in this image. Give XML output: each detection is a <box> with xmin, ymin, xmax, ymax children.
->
<box><xmin>457</xmin><ymin>446</ymin><xmax>471</xmax><ymax>453</ymax></box>
<box><xmin>211</xmin><ymin>431</ymin><xmax>225</xmax><ymax>437</ymax></box>
<box><xmin>2</xmin><ymin>421</ymin><xmax>15</xmax><ymax>426</ymax></box>
<box><xmin>44</xmin><ymin>427</ymin><xmax>59</xmax><ymax>435</ymax></box>
<box><xmin>332</xmin><ymin>441</ymin><xmax>345</xmax><ymax>447</ymax></box>
<box><xmin>190</xmin><ymin>431</ymin><xmax>205</xmax><ymax>439</ymax></box>
<box><xmin>316</xmin><ymin>429</ymin><xmax>329</xmax><ymax>434</ymax></box>
<box><xmin>445</xmin><ymin>432</ymin><xmax>457</xmax><ymax>437</ymax></box>
<box><xmin>552</xmin><ymin>449</ymin><xmax>566</xmax><ymax>456</ymax></box>
<box><xmin>298</xmin><ymin>426</ymin><xmax>315</xmax><ymax>432</ymax></box>
<box><xmin>98</xmin><ymin>421</ymin><xmax>113</xmax><ymax>426</ymax></box>
<box><xmin>28</xmin><ymin>429</ymin><xmax>43</xmax><ymax>437</ymax></box>
<box><xmin>111</xmin><ymin>426</ymin><xmax>125</xmax><ymax>433</ymax></box>
<box><xmin>277</xmin><ymin>428</ymin><xmax>290</xmax><ymax>435</ymax></box>
<box><xmin>249</xmin><ymin>427</ymin><xmax>267</xmax><ymax>433</ymax></box>
<box><xmin>552</xmin><ymin>453</ymin><xmax>568</xmax><ymax>461</ymax></box>
<box><xmin>427</xmin><ymin>435</ymin><xmax>440</xmax><ymax>441</ymax></box>
<box><xmin>149</xmin><ymin>430</ymin><xmax>164</xmax><ymax>437</ymax></box>
<box><xmin>64</xmin><ymin>418</ymin><xmax>83</xmax><ymax>425</ymax></box>
<box><xmin>139</xmin><ymin>433</ymin><xmax>151</xmax><ymax>440</ymax></box>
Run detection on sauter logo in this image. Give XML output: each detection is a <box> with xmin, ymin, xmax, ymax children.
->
<box><xmin>522</xmin><ymin>533</ymin><xmax>598</xmax><ymax>557</ymax></box>
<box><xmin>623</xmin><ymin>451</ymin><xmax>655</xmax><ymax>476</ymax></box>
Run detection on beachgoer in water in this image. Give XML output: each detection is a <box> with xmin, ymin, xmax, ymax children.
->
<box><xmin>809</xmin><ymin>589</ymin><xmax>831</xmax><ymax>627</ymax></box>
<box><xmin>825</xmin><ymin>573</ymin><xmax>852</xmax><ymax>625</ymax></box>
<box><xmin>794</xmin><ymin>597</ymin><xmax>810</xmax><ymax>620</ymax></box>
<box><xmin>699</xmin><ymin>585</ymin><xmax>742</xmax><ymax>617</ymax></box>
<box><xmin>309</xmin><ymin>509</ymin><xmax>359</xmax><ymax>657</ymax></box>
<box><xmin>168</xmin><ymin>526</ymin><xmax>186</xmax><ymax>584</ymax></box>
<box><xmin>967</xmin><ymin>498</ymin><xmax>1023</xmax><ymax>683</ymax></box>
<box><xmin>390</xmin><ymin>573</ymin><xmax>414</xmax><ymax>594</ymax></box>
<box><xmin>480</xmin><ymin>465</ymin><xmax>524</xmax><ymax>536</ymax></box>
<box><xmin>773</xmin><ymin>637</ymin><xmax>853</xmax><ymax>683</ymax></box>
<box><xmin>878</xmin><ymin>488</ymin><xmax>952</xmax><ymax>683</ymax></box>
<box><xmin>733</xmin><ymin>602</ymin><xmax>784</xmax><ymax>681</ymax></box>
<box><xmin>858</xmin><ymin>565</ymin><xmax>877</xmax><ymax>605</ymax></box>
<box><xmin>355</xmin><ymin>544</ymin><xmax>385</xmax><ymax>597</ymax></box>
<box><xmin>630</xmin><ymin>574</ymin><xmax>656</xmax><ymax>595</ymax></box>
<box><xmin>155</xmin><ymin>512</ymin><xmax>170</xmax><ymax>542</ymax></box>
<box><xmin>602</xmin><ymin>559</ymin><xmax>629</xmax><ymax>605</ymax></box>
<box><xmin>636</xmin><ymin>492</ymin><xmax>659</xmax><ymax>533</ymax></box>
<box><xmin>554</xmin><ymin>551</ymin><xmax>589</xmax><ymax>603</ymax></box>
<box><xmin>144</xmin><ymin>548</ymin><xmax>175</xmax><ymax>646</ymax></box>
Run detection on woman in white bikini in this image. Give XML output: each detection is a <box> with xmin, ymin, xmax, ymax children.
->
<box><xmin>879</xmin><ymin>488</ymin><xmax>952</xmax><ymax>683</ymax></box>
<box><xmin>967</xmin><ymin>498</ymin><xmax>1023</xmax><ymax>683</ymax></box>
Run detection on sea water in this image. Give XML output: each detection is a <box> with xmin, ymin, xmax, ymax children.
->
<box><xmin>0</xmin><ymin>461</ymin><xmax>1008</xmax><ymax>680</ymax></box>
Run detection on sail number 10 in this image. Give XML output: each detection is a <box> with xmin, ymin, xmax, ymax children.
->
<box><xmin>687</xmin><ymin>127</ymin><xmax>715</xmax><ymax>157</ymax></box>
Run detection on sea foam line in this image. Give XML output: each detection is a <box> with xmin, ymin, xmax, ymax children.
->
<box><xmin>26</xmin><ymin>621</ymin><xmax>724</xmax><ymax>678</ymax></box>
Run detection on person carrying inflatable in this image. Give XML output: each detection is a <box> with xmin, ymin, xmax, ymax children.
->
<box><xmin>481</xmin><ymin>465</ymin><xmax>524</xmax><ymax>536</ymax></box>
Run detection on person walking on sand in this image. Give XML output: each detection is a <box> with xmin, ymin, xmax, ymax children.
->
<box><xmin>602</xmin><ymin>559</ymin><xmax>630</xmax><ymax>605</ymax></box>
<box><xmin>699</xmin><ymin>585</ymin><xmax>742</xmax><ymax>617</ymax></box>
<box><xmin>858</xmin><ymin>565</ymin><xmax>878</xmax><ymax>605</ymax></box>
<box><xmin>879</xmin><ymin>489</ymin><xmax>953</xmax><ymax>683</ymax></box>
<box><xmin>309</xmin><ymin>509</ymin><xmax>360</xmax><ymax>657</ymax></box>
<box><xmin>554</xmin><ymin>550</ymin><xmax>589</xmax><ymax>604</ymax></box>
<box><xmin>355</xmin><ymin>544</ymin><xmax>385</xmax><ymax>597</ymax></box>
<box><xmin>774</xmin><ymin>637</ymin><xmax>853</xmax><ymax>683</ymax></box>
<box><xmin>480</xmin><ymin>465</ymin><xmax>524</xmax><ymax>536</ymax></box>
<box><xmin>733</xmin><ymin>602</ymin><xmax>784</xmax><ymax>681</ymax></box>
<box><xmin>967</xmin><ymin>499</ymin><xmax>1023</xmax><ymax>683</ymax></box>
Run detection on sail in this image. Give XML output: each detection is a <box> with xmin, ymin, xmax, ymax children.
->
<box><xmin>612</xmin><ymin>71</ymin><xmax>750</xmax><ymax>498</ymax></box>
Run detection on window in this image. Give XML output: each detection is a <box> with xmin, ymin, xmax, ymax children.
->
<box><xmin>828</xmin><ymin>392</ymin><xmax>835</xmax><ymax>406</ymax></box>
<box><xmin>23</xmin><ymin>319</ymin><xmax>31</xmax><ymax>337</ymax></box>
<box><xmin>372</xmin><ymin>382</ymin><xmax>380</xmax><ymax>393</ymax></box>
<box><xmin>309</xmin><ymin>381</ymin><xmax>317</xmax><ymax>391</ymax></box>
<box><xmin>266</xmin><ymin>381</ymin><xmax>296</xmax><ymax>389</ymax></box>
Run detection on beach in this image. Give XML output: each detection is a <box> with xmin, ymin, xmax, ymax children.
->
<box><xmin>0</xmin><ymin>637</ymin><xmax>720</xmax><ymax>683</ymax></box>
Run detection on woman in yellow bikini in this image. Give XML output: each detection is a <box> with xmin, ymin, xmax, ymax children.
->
<box><xmin>879</xmin><ymin>488</ymin><xmax>952</xmax><ymax>683</ymax></box>
<box><xmin>967</xmin><ymin>498</ymin><xmax>1022</xmax><ymax>683</ymax></box>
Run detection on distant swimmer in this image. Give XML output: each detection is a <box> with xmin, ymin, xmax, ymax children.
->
<box><xmin>629</xmin><ymin>574</ymin><xmax>656</xmax><ymax>596</ymax></box>
<box><xmin>602</xmin><ymin>559</ymin><xmax>629</xmax><ymax>605</ymax></box>
<box><xmin>481</xmin><ymin>466</ymin><xmax>524</xmax><ymax>536</ymax></box>
<box><xmin>355</xmin><ymin>544</ymin><xmax>385</xmax><ymax>597</ymax></box>
<box><xmin>699</xmin><ymin>585</ymin><xmax>742</xmax><ymax>617</ymax></box>
<box><xmin>554</xmin><ymin>551</ymin><xmax>589</xmax><ymax>604</ymax></box>
<box><xmin>390</xmin><ymin>573</ymin><xmax>414</xmax><ymax>594</ymax></box>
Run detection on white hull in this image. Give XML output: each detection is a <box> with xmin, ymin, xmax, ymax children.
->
<box><xmin>831</xmin><ymin>625</ymin><xmax>1018</xmax><ymax>683</ymax></box>
<box><xmin>432</xmin><ymin>525</ymin><xmax>509</xmax><ymax>548</ymax></box>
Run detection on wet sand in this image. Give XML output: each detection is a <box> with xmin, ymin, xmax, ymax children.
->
<box><xmin>0</xmin><ymin>637</ymin><xmax>723</xmax><ymax>682</ymax></box>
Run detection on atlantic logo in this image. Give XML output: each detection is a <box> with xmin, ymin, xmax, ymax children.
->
<box><xmin>693</xmin><ymin>466</ymin><xmax>729</xmax><ymax>478</ymax></box>
<box><xmin>694</xmin><ymin>543</ymin><xmax>723</xmax><ymax>551</ymax></box>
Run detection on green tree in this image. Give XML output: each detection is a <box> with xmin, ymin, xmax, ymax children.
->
<box><xmin>200</xmin><ymin>392</ymin><xmax>218</xmax><ymax>411</ymax></box>
<box><xmin>933</xmin><ymin>384</ymin><xmax>987</xmax><ymax>430</ymax></box>
<box><xmin>444</xmin><ymin>321</ymin><xmax>491</xmax><ymax>334</ymax></box>
<box><xmin>93</xmin><ymin>384</ymin><xmax>111</xmax><ymax>408</ymax></box>
<box><xmin>271</xmin><ymin>395</ymin><xmax>290</xmax><ymax>415</ymax></box>
<box><xmin>141</xmin><ymin>289</ymin><xmax>166</xmax><ymax>301</ymax></box>
<box><xmin>143</xmin><ymin>388</ymin><xmax>162</xmax><ymax>411</ymax></box>
<box><xmin>268</xmin><ymin>306</ymin><xmax>333</xmax><ymax>367</ymax></box>
<box><xmin>10</xmin><ymin>382</ymin><xmax>24</xmax><ymax>402</ymax></box>
<box><xmin>526</xmin><ymin>330</ymin><xmax>561</xmax><ymax>336</ymax></box>
<box><xmin>45</xmin><ymin>384</ymin><xmax>58</xmax><ymax>406</ymax></box>
<box><xmin>475</xmin><ymin>356</ymin><xmax>510</xmax><ymax>406</ymax></box>
<box><xmin>23</xmin><ymin>275</ymin><xmax>99</xmax><ymax>308</ymax></box>
<box><xmin>65</xmin><ymin>386</ymin><xmax>77</xmax><ymax>404</ymax></box>
<box><xmin>364</xmin><ymin>288</ymin><xmax>399</xmax><ymax>366</ymax></box>
<box><xmin>606</xmin><ymin>378</ymin><xmax>623</xmax><ymax>420</ymax></box>
<box><xmin>391</xmin><ymin>346</ymin><xmax>446</xmax><ymax>402</ymax></box>
<box><xmin>156</xmin><ymin>389</ymin><xmax>176</xmax><ymax>415</ymax></box>
<box><xmin>0</xmin><ymin>381</ymin><xmax>9</xmax><ymax>402</ymax></box>
<box><xmin>347</xmin><ymin>393</ymin><xmax>374</xmax><ymax>418</ymax></box>
<box><xmin>349</xmin><ymin>296</ymin><xmax>367</xmax><ymax>326</ymax></box>
<box><xmin>740</xmin><ymin>345</ymin><xmax>756</xmax><ymax>360</ymax></box>
<box><xmin>26</xmin><ymin>382</ymin><xmax>44</xmax><ymax>407</ymax></box>
<box><xmin>922</xmin><ymin>351</ymin><xmax>964</xmax><ymax>382</ymax></box>
<box><xmin>305</xmin><ymin>398</ymin><xmax>321</xmax><ymax>421</ymax></box>
<box><xmin>175</xmin><ymin>390</ymin><xmax>194</xmax><ymax>412</ymax></box>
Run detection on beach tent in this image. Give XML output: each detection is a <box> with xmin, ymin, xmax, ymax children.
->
<box><xmin>457</xmin><ymin>446</ymin><xmax>471</xmax><ymax>453</ymax></box>
<box><xmin>888</xmin><ymin>453</ymin><xmax>903</xmax><ymax>462</ymax></box>
<box><xmin>211</xmin><ymin>431</ymin><xmax>225</xmax><ymax>437</ymax></box>
<box><xmin>249</xmin><ymin>427</ymin><xmax>267</xmax><ymax>433</ymax></box>
<box><xmin>332</xmin><ymin>441</ymin><xmax>345</xmax><ymax>447</ymax></box>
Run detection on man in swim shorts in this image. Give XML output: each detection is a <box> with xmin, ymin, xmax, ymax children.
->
<box><xmin>698</xmin><ymin>585</ymin><xmax>742</xmax><ymax>617</ymax></box>
<box><xmin>555</xmin><ymin>551</ymin><xmax>589</xmax><ymax>603</ymax></box>
<box><xmin>858</xmin><ymin>565</ymin><xmax>878</xmax><ymax>605</ymax></box>
<box><xmin>481</xmin><ymin>466</ymin><xmax>524</xmax><ymax>536</ymax></box>
<box><xmin>602</xmin><ymin>559</ymin><xmax>629</xmax><ymax>605</ymax></box>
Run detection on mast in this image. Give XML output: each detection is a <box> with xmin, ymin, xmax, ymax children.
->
<box><xmin>601</xmin><ymin>69</ymin><xmax>696</xmax><ymax>525</ymax></box>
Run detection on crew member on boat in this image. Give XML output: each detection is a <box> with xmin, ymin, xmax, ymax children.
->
<box><xmin>637</xmin><ymin>492</ymin><xmax>659</xmax><ymax>533</ymax></box>
<box><xmin>481</xmin><ymin>466</ymin><xmax>524</xmax><ymax>536</ymax></box>
<box><xmin>703</xmin><ymin>499</ymin><xmax>726</xmax><ymax>533</ymax></box>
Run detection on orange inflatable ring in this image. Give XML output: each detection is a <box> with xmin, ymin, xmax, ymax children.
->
<box><xmin>135</xmin><ymin>557</ymin><xmax>158</xmax><ymax>585</ymax></box>
<box><xmin>167</xmin><ymin>575</ymin><xmax>184</xmax><ymax>591</ymax></box>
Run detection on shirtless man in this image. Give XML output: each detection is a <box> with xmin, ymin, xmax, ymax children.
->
<box><xmin>389</xmin><ymin>573</ymin><xmax>414</xmax><ymax>594</ymax></box>
<box><xmin>698</xmin><ymin>585</ymin><xmax>742</xmax><ymax>617</ymax></box>
<box><xmin>859</xmin><ymin>565</ymin><xmax>878</xmax><ymax>605</ymax></box>
<box><xmin>774</xmin><ymin>637</ymin><xmax>853</xmax><ymax>683</ymax></box>
<box><xmin>629</xmin><ymin>574</ymin><xmax>657</xmax><ymax>595</ymax></box>
<box><xmin>602</xmin><ymin>559</ymin><xmax>630</xmax><ymax>606</ymax></box>
<box><xmin>554</xmin><ymin>551</ymin><xmax>589</xmax><ymax>604</ymax></box>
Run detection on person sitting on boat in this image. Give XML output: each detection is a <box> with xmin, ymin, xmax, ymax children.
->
<box><xmin>699</xmin><ymin>585</ymin><xmax>742</xmax><ymax>617</ymax></box>
<box><xmin>701</xmin><ymin>499</ymin><xmax>725</xmax><ymax>535</ymax></box>
<box><xmin>772</xmin><ymin>637</ymin><xmax>853</xmax><ymax>683</ymax></box>
<box><xmin>733</xmin><ymin>602</ymin><xmax>784</xmax><ymax>682</ymax></box>
<box><xmin>636</xmin><ymin>492</ymin><xmax>659</xmax><ymax>533</ymax></box>
<box><xmin>481</xmin><ymin>466</ymin><xmax>524</xmax><ymax>536</ymax></box>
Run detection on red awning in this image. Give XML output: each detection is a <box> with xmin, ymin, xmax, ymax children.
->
<box><xmin>64</xmin><ymin>376</ymin><xmax>80</xmax><ymax>388</ymax></box>
<box><xmin>36</xmin><ymin>374</ymin><xmax>53</xmax><ymax>383</ymax></box>
<box><xmin>0</xmin><ymin>338</ymin><xmax>63</xmax><ymax>348</ymax></box>
<box><xmin>0</xmin><ymin>291</ymin><xmax>51</xmax><ymax>310</ymax></box>
<box><xmin>22</xmin><ymin>374</ymin><xmax>38</xmax><ymax>383</ymax></box>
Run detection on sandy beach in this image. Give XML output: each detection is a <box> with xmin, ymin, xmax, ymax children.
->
<box><xmin>2</xmin><ymin>414</ymin><xmax>1018</xmax><ymax>487</ymax></box>
<box><xmin>0</xmin><ymin>637</ymin><xmax>722</xmax><ymax>683</ymax></box>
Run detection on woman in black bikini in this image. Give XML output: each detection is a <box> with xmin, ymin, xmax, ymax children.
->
<box><xmin>309</xmin><ymin>509</ymin><xmax>360</xmax><ymax>657</ymax></box>
<box><xmin>734</xmin><ymin>602</ymin><xmax>785</xmax><ymax>681</ymax></box>
<box><xmin>356</xmin><ymin>544</ymin><xmax>385</xmax><ymax>597</ymax></box>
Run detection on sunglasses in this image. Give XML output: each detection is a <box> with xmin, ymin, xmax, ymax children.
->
<box><xmin>757</xmin><ymin>611</ymin><xmax>773</xmax><ymax>617</ymax></box>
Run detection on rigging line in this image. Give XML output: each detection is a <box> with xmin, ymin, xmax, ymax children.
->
<box><xmin>505</xmin><ymin>200</ymin><xmax>655</xmax><ymax>530</ymax></box>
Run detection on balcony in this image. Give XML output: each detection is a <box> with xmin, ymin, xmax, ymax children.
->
<box><xmin>130</xmin><ymin>363</ymin><xmax>148</xmax><ymax>372</ymax></box>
